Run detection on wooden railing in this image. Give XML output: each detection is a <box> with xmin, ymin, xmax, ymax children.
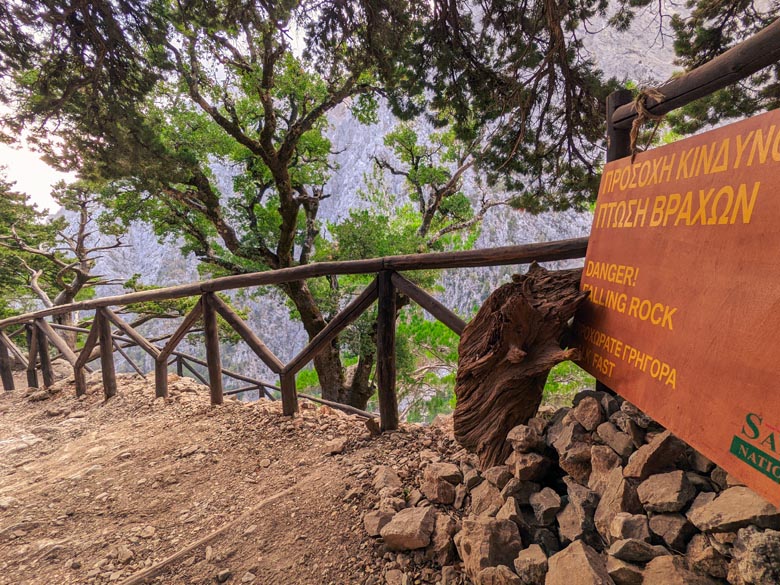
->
<box><xmin>0</xmin><ymin>238</ymin><xmax>589</xmax><ymax>430</ymax></box>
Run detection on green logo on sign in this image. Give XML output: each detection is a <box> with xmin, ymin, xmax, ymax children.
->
<box><xmin>731</xmin><ymin>413</ymin><xmax>780</xmax><ymax>483</ymax></box>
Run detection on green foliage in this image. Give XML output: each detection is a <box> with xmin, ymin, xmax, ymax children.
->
<box><xmin>542</xmin><ymin>361</ymin><xmax>596</xmax><ymax>407</ymax></box>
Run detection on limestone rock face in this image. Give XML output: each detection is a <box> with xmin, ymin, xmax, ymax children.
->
<box><xmin>688</xmin><ymin>487</ymin><xmax>780</xmax><ymax>533</ymax></box>
<box><xmin>454</xmin><ymin>517</ymin><xmax>523</xmax><ymax>580</ymax></box>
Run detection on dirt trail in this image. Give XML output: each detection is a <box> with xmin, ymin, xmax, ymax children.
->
<box><xmin>0</xmin><ymin>369</ymin><xmax>451</xmax><ymax>585</ymax></box>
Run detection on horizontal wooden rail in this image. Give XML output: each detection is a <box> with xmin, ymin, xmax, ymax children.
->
<box><xmin>612</xmin><ymin>18</ymin><xmax>780</xmax><ymax>130</ymax></box>
<box><xmin>0</xmin><ymin>237</ymin><xmax>589</xmax><ymax>329</ymax></box>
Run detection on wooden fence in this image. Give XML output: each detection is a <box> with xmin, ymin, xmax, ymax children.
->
<box><xmin>0</xmin><ymin>239</ymin><xmax>588</xmax><ymax>430</ymax></box>
<box><xmin>2</xmin><ymin>17</ymin><xmax>780</xmax><ymax>430</ymax></box>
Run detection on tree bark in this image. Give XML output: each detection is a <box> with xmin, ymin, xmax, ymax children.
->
<box><xmin>453</xmin><ymin>264</ymin><xmax>589</xmax><ymax>469</ymax></box>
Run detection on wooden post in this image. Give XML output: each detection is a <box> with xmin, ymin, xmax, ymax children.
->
<box><xmin>0</xmin><ymin>338</ymin><xmax>14</xmax><ymax>391</ymax></box>
<box><xmin>280</xmin><ymin>371</ymin><xmax>298</xmax><ymax>416</ymax></box>
<box><xmin>36</xmin><ymin>318</ymin><xmax>86</xmax><ymax>396</ymax></box>
<box><xmin>202</xmin><ymin>294</ymin><xmax>223</xmax><ymax>405</ymax></box>
<box><xmin>36</xmin><ymin>322</ymin><xmax>54</xmax><ymax>387</ymax></box>
<box><xmin>73</xmin><ymin>316</ymin><xmax>101</xmax><ymax>397</ymax></box>
<box><xmin>26</xmin><ymin>325</ymin><xmax>38</xmax><ymax>388</ymax></box>
<box><xmin>97</xmin><ymin>309</ymin><xmax>117</xmax><ymax>399</ymax></box>
<box><xmin>596</xmin><ymin>89</ymin><xmax>635</xmax><ymax>396</ymax></box>
<box><xmin>155</xmin><ymin>358</ymin><xmax>168</xmax><ymax>399</ymax></box>
<box><xmin>176</xmin><ymin>355</ymin><xmax>183</xmax><ymax>377</ymax></box>
<box><xmin>606</xmin><ymin>89</ymin><xmax>633</xmax><ymax>162</ymax></box>
<box><xmin>376</xmin><ymin>270</ymin><xmax>398</xmax><ymax>431</ymax></box>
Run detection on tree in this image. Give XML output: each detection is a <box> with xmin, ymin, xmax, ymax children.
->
<box><xmin>0</xmin><ymin>180</ymin><xmax>126</xmax><ymax>345</ymax></box>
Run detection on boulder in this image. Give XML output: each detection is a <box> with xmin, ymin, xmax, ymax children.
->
<box><xmin>507</xmin><ymin>425</ymin><xmax>544</xmax><ymax>453</ymax></box>
<box><xmin>594</xmin><ymin>467</ymin><xmax>642</xmax><ymax>541</ymax></box>
<box><xmin>648</xmin><ymin>513</ymin><xmax>697</xmax><ymax>551</ymax></box>
<box><xmin>507</xmin><ymin>452</ymin><xmax>551</xmax><ymax>481</ymax></box>
<box><xmin>608</xmin><ymin>513</ymin><xmax>650</xmax><ymax>544</ymax></box>
<box><xmin>364</xmin><ymin>510</ymin><xmax>394</xmax><ymax>537</ymax></box>
<box><xmin>643</xmin><ymin>555</ymin><xmax>720</xmax><ymax>585</ymax></box>
<box><xmin>623</xmin><ymin>431</ymin><xmax>685</xmax><ymax>481</ymax></box>
<box><xmin>637</xmin><ymin>470</ymin><xmax>696</xmax><ymax>513</ymax></box>
<box><xmin>497</xmin><ymin>497</ymin><xmax>523</xmax><ymax>526</ymax></box>
<box><xmin>607</xmin><ymin>538</ymin><xmax>669</xmax><ymax>563</ymax></box>
<box><xmin>556</xmin><ymin>479</ymin><xmax>600</xmax><ymax>548</ymax></box>
<box><xmin>476</xmin><ymin>565</ymin><xmax>522</xmax><ymax>585</ymax></box>
<box><xmin>472</xmin><ymin>480</ymin><xmax>504</xmax><ymax>517</ymax></box>
<box><xmin>545</xmin><ymin>540</ymin><xmax>615</xmax><ymax>585</ymax></box>
<box><xmin>686</xmin><ymin>533</ymin><xmax>728</xmax><ymax>580</ymax></box>
<box><xmin>380</xmin><ymin>506</ymin><xmax>436</xmax><ymax>551</ymax></box>
<box><xmin>596</xmin><ymin>422</ymin><xmax>634</xmax><ymax>461</ymax></box>
<box><xmin>727</xmin><ymin>526</ymin><xmax>780</xmax><ymax>585</ymax></box>
<box><xmin>514</xmin><ymin>544</ymin><xmax>548</xmax><ymax>585</ymax></box>
<box><xmin>559</xmin><ymin>443</ymin><xmax>592</xmax><ymax>485</ymax></box>
<box><xmin>465</xmin><ymin>468</ymin><xmax>483</xmax><ymax>490</ymax></box>
<box><xmin>421</xmin><ymin>463</ymin><xmax>462</xmax><ymax>505</ymax></box>
<box><xmin>426</xmin><ymin>513</ymin><xmax>459</xmax><ymax>566</ymax></box>
<box><xmin>687</xmin><ymin>486</ymin><xmax>780</xmax><ymax>532</ymax></box>
<box><xmin>589</xmin><ymin>445</ymin><xmax>622</xmax><ymax>496</ymax></box>
<box><xmin>530</xmin><ymin>488</ymin><xmax>562</xmax><ymax>526</ymax></box>
<box><xmin>501</xmin><ymin>479</ymin><xmax>540</xmax><ymax>505</ymax></box>
<box><xmin>484</xmin><ymin>466</ymin><xmax>513</xmax><ymax>490</ymax></box>
<box><xmin>374</xmin><ymin>466</ymin><xmax>403</xmax><ymax>491</ymax></box>
<box><xmin>573</xmin><ymin>397</ymin><xmax>604</xmax><ymax>432</ymax></box>
<box><xmin>605</xmin><ymin>557</ymin><xmax>643</xmax><ymax>585</ymax></box>
<box><xmin>454</xmin><ymin>517</ymin><xmax>523</xmax><ymax>580</ymax></box>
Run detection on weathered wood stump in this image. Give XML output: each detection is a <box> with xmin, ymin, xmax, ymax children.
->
<box><xmin>453</xmin><ymin>263</ymin><xmax>589</xmax><ymax>468</ymax></box>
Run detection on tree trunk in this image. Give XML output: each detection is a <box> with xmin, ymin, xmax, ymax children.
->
<box><xmin>453</xmin><ymin>264</ymin><xmax>589</xmax><ymax>469</ymax></box>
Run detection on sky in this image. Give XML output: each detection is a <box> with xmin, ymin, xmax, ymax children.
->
<box><xmin>0</xmin><ymin>142</ymin><xmax>74</xmax><ymax>213</ymax></box>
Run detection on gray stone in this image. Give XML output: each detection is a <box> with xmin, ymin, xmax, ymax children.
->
<box><xmin>728</xmin><ymin>526</ymin><xmax>780</xmax><ymax>585</ymax></box>
<box><xmin>687</xmin><ymin>486</ymin><xmax>780</xmax><ymax>533</ymax></box>
<box><xmin>530</xmin><ymin>487</ymin><xmax>561</xmax><ymax>526</ymax></box>
<box><xmin>637</xmin><ymin>470</ymin><xmax>696</xmax><ymax>513</ymax></box>
<box><xmin>454</xmin><ymin>517</ymin><xmax>523</xmax><ymax>580</ymax></box>
<box><xmin>619</xmin><ymin>402</ymin><xmax>652</xmax><ymax>429</ymax></box>
<box><xmin>648</xmin><ymin>513</ymin><xmax>697</xmax><ymax>551</ymax></box>
<box><xmin>476</xmin><ymin>565</ymin><xmax>522</xmax><ymax>585</ymax></box>
<box><xmin>216</xmin><ymin>569</ymin><xmax>232</xmax><ymax>583</ymax></box>
<box><xmin>514</xmin><ymin>544</ymin><xmax>548</xmax><ymax>585</ymax></box>
<box><xmin>686</xmin><ymin>534</ymin><xmax>727</xmax><ymax>580</ymax></box>
<box><xmin>608</xmin><ymin>513</ymin><xmax>650</xmax><ymax>544</ymax></box>
<box><xmin>596</xmin><ymin>422</ymin><xmax>634</xmax><ymax>461</ymax></box>
<box><xmin>380</xmin><ymin>506</ymin><xmax>436</xmax><ymax>551</ymax></box>
<box><xmin>545</xmin><ymin>540</ymin><xmax>615</xmax><ymax>585</ymax></box>
<box><xmin>607</xmin><ymin>538</ymin><xmax>669</xmax><ymax>563</ymax></box>
<box><xmin>605</xmin><ymin>557</ymin><xmax>643</xmax><ymax>585</ymax></box>
<box><xmin>623</xmin><ymin>431</ymin><xmax>685</xmax><ymax>481</ymax></box>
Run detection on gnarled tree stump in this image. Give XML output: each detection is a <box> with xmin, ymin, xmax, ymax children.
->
<box><xmin>453</xmin><ymin>263</ymin><xmax>588</xmax><ymax>469</ymax></box>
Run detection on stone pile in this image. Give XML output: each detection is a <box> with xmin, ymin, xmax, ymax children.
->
<box><xmin>362</xmin><ymin>390</ymin><xmax>780</xmax><ymax>584</ymax></box>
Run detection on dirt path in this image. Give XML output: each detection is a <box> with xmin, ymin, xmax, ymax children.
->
<box><xmin>0</xmin><ymin>370</ymin><xmax>448</xmax><ymax>585</ymax></box>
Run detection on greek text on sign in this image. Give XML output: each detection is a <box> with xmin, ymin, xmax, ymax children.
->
<box><xmin>574</xmin><ymin>109</ymin><xmax>780</xmax><ymax>508</ymax></box>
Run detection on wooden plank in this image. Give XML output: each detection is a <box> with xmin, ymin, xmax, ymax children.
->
<box><xmin>612</xmin><ymin>19</ymin><xmax>780</xmax><ymax>130</ymax></box>
<box><xmin>36</xmin><ymin>318</ymin><xmax>87</xmax><ymax>395</ymax></box>
<box><xmin>157</xmin><ymin>303</ymin><xmax>203</xmax><ymax>363</ymax></box>
<box><xmin>101</xmin><ymin>308</ymin><xmax>160</xmax><ymax>358</ymax></box>
<box><xmin>202</xmin><ymin>295</ymin><xmax>223</xmax><ymax>405</ymax></box>
<box><xmin>176</xmin><ymin>356</ymin><xmax>184</xmax><ymax>377</ymax></box>
<box><xmin>113</xmin><ymin>340</ymin><xmax>146</xmax><ymax>378</ymax></box>
<box><xmin>0</xmin><ymin>331</ymin><xmax>28</xmax><ymax>368</ymax></box>
<box><xmin>36</xmin><ymin>323</ymin><xmax>54</xmax><ymax>388</ymax></box>
<box><xmin>376</xmin><ymin>271</ymin><xmax>398</xmax><ymax>431</ymax></box>
<box><xmin>390</xmin><ymin>273</ymin><xmax>466</xmax><ymax>336</ymax></box>
<box><xmin>74</xmin><ymin>318</ymin><xmax>101</xmax><ymax>370</ymax></box>
<box><xmin>280</xmin><ymin>371</ymin><xmax>298</xmax><ymax>416</ymax></box>
<box><xmin>0</xmin><ymin>237</ymin><xmax>590</xmax><ymax>330</ymax></box>
<box><xmin>97</xmin><ymin>309</ymin><xmax>117</xmax><ymax>399</ymax></box>
<box><xmin>297</xmin><ymin>391</ymin><xmax>377</xmax><ymax>419</ymax></box>
<box><xmin>208</xmin><ymin>294</ymin><xmax>284</xmax><ymax>374</ymax></box>
<box><xmin>0</xmin><ymin>339</ymin><xmax>14</xmax><ymax>391</ymax></box>
<box><xmin>285</xmin><ymin>279</ymin><xmax>378</xmax><ymax>375</ymax></box>
<box><xmin>26</xmin><ymin>325</ymin><xmax>38</xmax><ymax>388</ymax></box>
<box><xmin>179</xmin><ymin>357</ymin><xmax>210</xmax><ymax>387</ymax></box>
